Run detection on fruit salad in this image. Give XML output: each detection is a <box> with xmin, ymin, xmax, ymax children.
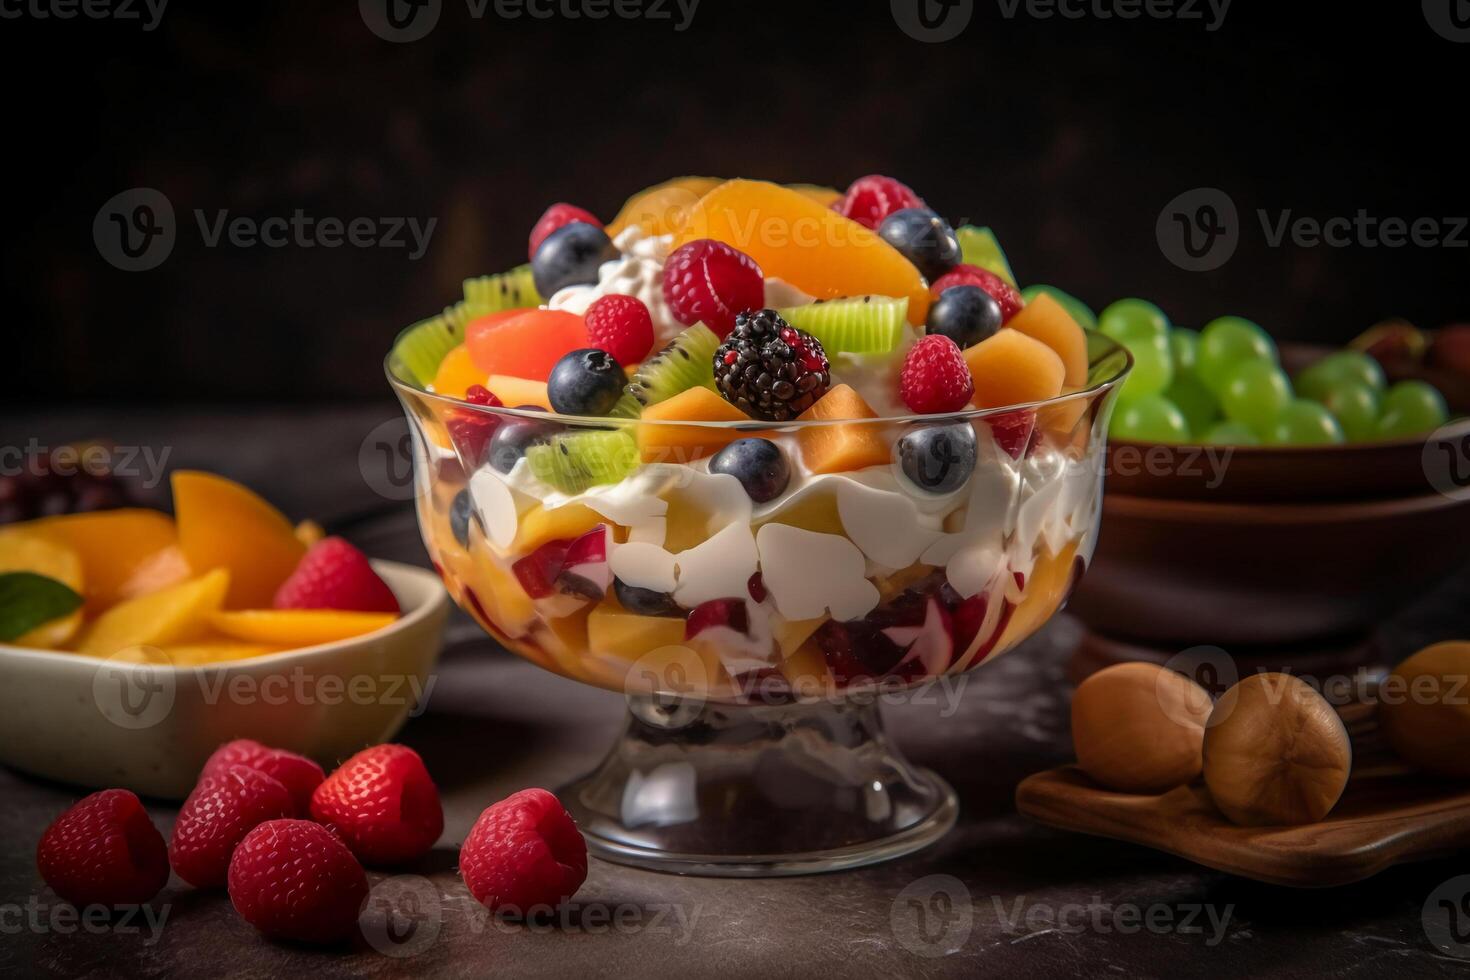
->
<box><xmin>0</xmin><ymin>472</ymin><xmax>403</xmax><ymax>664</ymax></box>
<box><xmin>388</xmin><ymin>176</ymin><xmax>1130</xmax><ymax>700</ymax></box>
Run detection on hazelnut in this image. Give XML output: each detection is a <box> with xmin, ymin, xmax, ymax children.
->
<box><xmin>1071</xmin><ymin>662</ymin><xmax>1212</xmax><ymax>793</ymax></box>
<box><xmin>1378</xmin><ymin>641</ymin><xmax>1470</xmax><ymax>778</ymax></box>
<box><xmin>1202</xmin><ymin>673</ymin><xmax>1351</xmax><ymax>826</ymax></box>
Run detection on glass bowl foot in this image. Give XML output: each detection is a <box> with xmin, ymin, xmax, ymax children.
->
<box><xmin>560</xmin><ymin>694</ymin><xmax>958</xmax><ymax>877</ymax></box>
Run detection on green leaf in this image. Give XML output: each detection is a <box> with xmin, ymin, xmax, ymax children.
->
<box><xmin>0</xmin><ymin>572</ymin><xmax>84</xmax><ymax>643</ymax></box>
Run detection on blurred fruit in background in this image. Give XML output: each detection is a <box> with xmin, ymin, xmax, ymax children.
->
<box><xmin>0</xmin><ymin>441</ymin><xmax>140</xmax><ymax>526</ymax></box>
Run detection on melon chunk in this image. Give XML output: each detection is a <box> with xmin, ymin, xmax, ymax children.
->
<box><xmin>636</xmin><ymin>386</ymin><xmax>757</xmax><ymax>463</ymax></box>
<box><xmin>965</xmin><ymin>330</ymin><xmax>1067</xmax><ymax>409</ymax></box>
<box><xmin>1006</xmin><ymin>295</ymin><xmax>1089</xmax><ymax>388</ymax></box>
<box><xmin>795</xmin><ymin>385</ymin><xmax>890</xmax><ymax>474</ymax></box>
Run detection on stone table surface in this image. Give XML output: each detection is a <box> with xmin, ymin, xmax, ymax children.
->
<box><xmin>2</xmin><ymin>405</ymin><xmax>1468</xmax><ymax>979</ymax></box>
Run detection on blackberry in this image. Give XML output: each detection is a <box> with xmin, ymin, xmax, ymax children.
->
<box><xmin>712</xmin><ymin>309</ymin><xmax>831</xmax><ymax>422</ymax></box>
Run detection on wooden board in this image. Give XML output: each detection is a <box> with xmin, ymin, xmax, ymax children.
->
<box><xmin>1016</xmin><ymin>765</ymin><xmax>1470</xmax><ymax>888</ymax></box>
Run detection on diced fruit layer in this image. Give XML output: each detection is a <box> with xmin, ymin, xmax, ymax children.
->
<box><xmin>79</xmin><ymin>568</ymin><xmax>231</xmax><ymax>656</ymax></box>
<box><xmin>210</xmin><ymin>609</ymin><xmax>397</xmax><ymax>646</ymax></box>
<box><xmin>795</xmin><ymin>385</ymin><xmax>890</xmax><ymax>474</ymax></box>
<box><xmin>588</xmin><ymin>603</ymin><xmax>689</xmax><ymax>661</ymax></box>
<box><xmin>514</xmin><ymin>504</ymin><xmax>603</xmax><ymax>552</ymax></box>
<box><xmin>965</xmin><ymin>330</ymin><xmax>1067</xmax><ymax>409</ymax></box>
<box><xmin>466</xmin><ymin>309</ymin><xmax>590</xmax><ymax>381</ymax></box>
<box><xmin>526</xmin><ymin>430</ymin><xmax>640</xmax><ymax>494</ymax></box>
<box><xmin>675</xmin><ymin>180</ymin><xmax>930</xmax><ymax>325</ymax></box>
<box><xmin>636</xmin><ymin>386</ymin><xmax>757</xmax><ymax>463</ymax></box>
<box><xmin>606</xmin><ymin>176</ymin><xmax>724</xmax><ymax>238</ymax></box>
<box><xmin>1006</xmin><ymin>293</ymin><xmax>1090</xmax><ymax>388</ymax></box>
<box><xmin>777</xmin><ymin>296</ymin><xmax>908</xmax><ymax>354</ymax></box>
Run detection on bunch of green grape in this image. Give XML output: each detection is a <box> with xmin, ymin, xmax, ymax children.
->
<box><xmin>1028</xmin><ymin>292</ymin><xmax>1452</xmax><ymax>445</ymax></box>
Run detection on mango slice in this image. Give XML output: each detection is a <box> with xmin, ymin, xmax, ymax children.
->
<box><xmin>607</xmin><ymin>176</ymin><xmax>725</xmax><ymax>238</ymax></box>
<box><xmin>209</xmin><ymin>609</ymin><xmax>396</xmax><ymax>646</ymax></box>
<box><xmin>795</xmin><ymin>385</ymin><xmax>891</xmax><ymax>474</ymax></box>
<box><xmin>79</xmin><ymin>568</ymin><xmax>231</xmax><ymax>657</ymax></box>
<box><xmin>0</xmin><ymin>529</ymin><xmax>85</xmax><ymax>648</ymax></box>
<box><xmin>172</xmin><ymin>471</ymin><xmax>305</xmax><ymax>609</ymax></box>
<box><xmin>20</xmin><ymin>509</ymin><xmax>180</xmax><ymax>614</ymax></box>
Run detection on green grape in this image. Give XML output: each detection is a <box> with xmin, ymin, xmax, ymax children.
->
<box><xmin>1110</xmin><ymin>394</ymin><xmax>1190</xmax><ymax>443</ymax></box>
<box><xmin>1099</xmin><ymin>299</ymin><xmax>1170</xmax><ymax>343</ymax></box>
<box><xmin>1203</xmin><ymin>420</ymin><xmax>1260</xmax><ymax>446</ymax></box>
<box><xmin>1171</xmin><ymin>328</ymin><xmax>1200</xmax><ymax>373</ymax></box>
<box><xmin>1218</xmin><ymin>359</ymin><xmax>1292</xmax><ymax>437</ymax></box>
<box><xmin>1295</xmin><ymin>351</ymin><xmax>1387</xmax><ymax>401</ymax></box>
<box><xmin>1265</xmin><ymin>400</ymin><xmax>1346</xmax><ymax>446</ymax></box>
<box><xmin>1117</xmin><ymin>331</ymin><xmax>1174</xmax><ymax>401</ymax></box>
<box><xmin>1197</xmin><ymin>316</ymin><xmax>1277</xmax><ymax>395</ymax></box>
<box><xmin>1020</xmin><ymin>284</ymin><xmax>1097</xmax><ymax>331</ymax></box>
<box><xmin>1376</xmin><ymin>380</ymin><xmax>1449</xmax><ymax>438</ymax></box>
<box><xmin>1316</xmin><ymin>381</ymin><xmax>1381</xmax><ymax>442</ymax></box>
<box><xmin>1164</xmin><ymin>371</ymin><xmax>1219</xmax><ymax>435</ymax></box>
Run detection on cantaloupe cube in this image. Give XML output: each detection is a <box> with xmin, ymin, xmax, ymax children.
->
<box><xmin>795</xmin><ymin>385</ymin><xmax>891</xmax><ymax>474</ymax></box>
<box><xmin>172</xmin><ymin>471</ymin><xmax>306</xmax><ymax>609</ymax></box>
<box><xmin>1006</xmin><ymin>294</ymin><xmax>1089</xmax><ymax>388</ymax></box>
<box><xmin>965</xmin><ymin>330</ymin><xmax>1067</xmax><ymax>409</ymax></box>
<box><xmin>637</xmin><ymin>386</ymin><xmax>757</xmax><ymax>463</ymax></box>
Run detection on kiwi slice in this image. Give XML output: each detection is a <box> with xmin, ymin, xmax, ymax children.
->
<box><xmin>526</xmin><ymin>430</ymin><xmax>639</xmax><ymax>494</ymax></box>
<box><xmin>777</xmin><ymin>296</ymin><xmax>908</xmax><ymax>354</ymax></box>
<box><xmin>625</xmin><ymin>324</ymin><xmax>720</xmax><ymax>409</ymax></box>
<box><xmin>607</xmin><ymin>391</ymin><xmax>644</xmax><ymax>420</ymax></box>
<box><xmin>389</xmin><ymin>311</ymin><xmax>463</xmax><ymax>387</ymax></box>
<box><xmin>956</xmin><ymin>226</ymin><xmax>1017</xmax><ymax>287</ymax></box>
<box><xmin>462</xmin><ymin>264</ymin><xmax>542</xmax><ymax>310</ymax></box>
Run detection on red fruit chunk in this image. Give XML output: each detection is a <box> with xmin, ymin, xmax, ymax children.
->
<box><xmin>228</xmin><ymin>819</ymin><xmax>368</xmax><ymax>945</ymax></box>
<box><xmin>880</xmin><ymin>595</ymin><xmax>954</xmax><ymax>677</ymax></box>
<box><xmin>309</xmin><ymin>744</ymin><xmax>443</xmax><ymax>866</ymax></box>
<box><xmin>37</xmin><ymin>789</ymin><xmax>169</xmax><ymax>906</ymax></box>
<box><xmin>946</xmin><ymin>587</ymin><xmax>1015</xmax><ymax>666</ymax></box>
<box><xmin>201</xmin><ymin>739</ymin><xmax>325</xmax><ymax>815</ymax></box>
<box><xmin>466</xmin><ymin>309</ymin><xmax>591</xmax><ymax>381</ymax></box>
<box><xmin>836</xmin><ymin>175</ymin><xmax>925</xmax><ymax>230</ymax></box>
<box><xmin>512</xmin><ymin>539</ymin><xmax>571</xmax><ymax>600</ymax></box>
<box><xmin>557</xmin><ymin>525</ymin><xmax>610</xmax><ymax>600</ymax></box>
<box><xmin>987</xmin><ymin>409</ymin><xmax>1038</xmax><ymax>459</ymax></box>
<box><xmin>273</xmin><ymin>537</ymin><xmax>400</xmax><ymax>614</ymax></box>
<box><xmin>169</xmin><ymin>764</ymin><xmax>295</xmax><ymax>888</ymax></box>
<box><xmin>684</xmin><ymin>598</ymin><xmax>749</xmax><ymax>639</ymax></box>
<box><xmin>460</xmin><ymin>789</ymin><xmax>587</xmax><ymax>914</ymax></box>
<box><xmin>585</xmin><ymin>294</ymin><xmax>655</xmax><ymax>365</ymax></box>
<box><xmin>662</xmin><ymin>239</ymin><xmax>765</xmax><ymax>339</ymax></box>
<box><xmin>529</xmin><ymin>203</ymin><xmax>602</xmax><ymax>261</ymax></box>
<box><xmin>465</xmin><ymin>384</ymin><xmax>500</xmax><ymax>407</ymax></box>
<box><xmin>900</xmin><ymin>335</ymin><xmax>974</xmax><ymax>414</ymax></box>
<box><xmin>931</xmin><ymin>265</ymin><xmax>1023</xmax><ymax>323</ymax></box>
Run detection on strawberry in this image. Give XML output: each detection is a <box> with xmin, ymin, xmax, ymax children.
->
<box><xmin>228</xmin><ymin>819</ymin><xmax>368</xmax><ymax>945</ymax></box>
<box><xmin>169</xmin><ymin>764</ymin><xmax>295</xmax><ymax>888</ymax></box>
<box><xmin>272</xmin><ymin>537</ymin><xmax>400</xmax><ymax>614</ymax></box>
<box><xmin>309</xmin><ymin>744</ymin><xmax>443</xmax><ymax>866</ymax></box>
<box><xmin>37</xmin><ymin>789</ymin><xmax>169</xmax><ymax>906</ymax></box>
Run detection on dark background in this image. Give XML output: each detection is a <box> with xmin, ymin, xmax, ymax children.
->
<box><xmin>3</xmin><ymin>0</ymin><xmax>1466</xmax><ymax>405</ymax></box>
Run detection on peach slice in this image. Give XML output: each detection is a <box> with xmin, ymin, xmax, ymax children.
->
<box><xmin>0</xmin><ymin>530</ymin><xmax>84</xmax><ymax>648</ymax></box>
<box><xmin>637</xmin><ymin>386</ymin><xmax>756</xmax><ymax>463</ymax></box>
<box><xmin>795</xmin><ymin>384</ymin><xmax>891</xmax><ymax>474</ymax></box>
<box><xmin>606</xmin><ymin>176</ymin><xmax>724</xmax><ymax>238</ymax></box>
<box><xmin>20</xmin><ymin>509</ymin><xmax>181</xmax><ymax>615</ymax></box>
<box><xmin>675</xmin><ymin>179</ymin><xmax>930</xmax><ymax>325</ymax></box>
<box><xmin>209</xmin><ymin>609</ymin><xmax>396</xmax><ymax>646</ymax></box>
<box><xmin>965</xmin><ymin>329</ymin><xmax>1067</xmax><ymax>409</ymax></box>
<box><xmin>172</xmin><ymin>471</ymin><xmax>306</xmax><ymax>610</ymax></box>
<box><xmin>78</xmin><ymin>568</ymin><xmax>231</xmax><ymax>656</ymax></box>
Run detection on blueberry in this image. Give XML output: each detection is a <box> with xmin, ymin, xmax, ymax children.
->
<box><xmin>487</xmin><ymin>414</ymin><xmax>561</xmax><ymax>473</ymax></box>
<box><xmin>531</xmin><ymin>222</ymin><xmax>618</xmax><ymax>297</ymax></box>
<box><xmin>876</xmin><ymin>208</ymin><xmax>961</xmax><ymax>282</ymax></box>
<box><xmin>709</xmin><ymin>438</ymin><xmax>790</xmax><ymax>503</ymax></box>
<box><xmin>927</xmin><ymin>285</ymin><xmax>1003</xmax><ymax>349</ymax></box>
<box><xmin>613</xmin><ymin>578</ymin><xmax>682</xmax><ymax>617</ymax></box>
<box><xmin>450</xmin><ymin>489</ymin><xmax>475</xmax><ymax>547</ymax></box>
<box><xmin>548</xmin><ymin>348</ymin><xmax>627</xmax><ymax>416</ymax></box>
<box><xmin>897</xmin><ymin>423</ymin><xmax>976</xmax><ymax>494</ymax></box>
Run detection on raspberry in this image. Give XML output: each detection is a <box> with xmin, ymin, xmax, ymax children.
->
<box><xmin>584</xmin><ymin>294</ymin><xmax>655</xmax><ymax>365</ymax></box>
<box><xmin>837</xmin><ymin>175</ymin><xmax>925</xmax><ymax>230</ymax></box>
<box><xmin>37</xmin><ymin>789</ymin><xmax>168</xmax><ymax>906</ymax></box>
<box><xmin>459</xmin><ymin>789</ymin><xmax>587</xmax><ymax>915</ymax></box>
<box><xmin>931</xmin><ymin>265</ymin><xmax>1023</xmax><ymax>323</ymax></box>
<box><xmin>272</xmin><ymin>537</ymin><xmax>400</xmax><ymax>614</ymax></box>
<box><xmin>712</xmin><ymin>309</ymin><xmax>830</xmax><ymax>421</ymax></box>
<box><xmin>988</xmin><ymin>409</ymin><xmax>1038</xmax><ymax>459</ymax></box>
<box><xmin>448</xmin><ymin>387</ymin><xmax>503</xmax><ymax>466</ymax></box>
<box><xmin>200</xmin><ymin>739</ymin><xmax>325</xmax><ymax>815</ymax></box>
<box><xmin>169</xmin><ymin>764</ymin><xmax>296</xmax><ymax>888</ymax></box>
<box><xmin>899</xmin><ymin>335</ymin><xmax>974</xmax><ymax>414</ymax></box>
<box><xmin>464</xmin><ymin>384</ymin><xmax>499</xmax><ymax>406</ymax></box>
<box><xmin>310</xmin><ymin>744</ymin><xmax>443</xmax><ymax>866</ymax></box>
<box><xmin>228</xmin><ymin>819</ymin><xmax>368</xmax><ymax>945</ymax></box>
<box><xmin>529</xmin><ymin>203</ymin><xmax>602</xmax><ymax>261</ymax></box>
<box><xmin>662</xmin><ymin>239</ymin><xmax>765</xmax><ymax>339</ymax></box>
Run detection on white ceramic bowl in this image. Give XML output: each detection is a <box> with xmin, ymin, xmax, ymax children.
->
<box><xmin>0</xmin><ymin>560</ymin><xmax>448</xmax><ymax>799</ymax></box>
